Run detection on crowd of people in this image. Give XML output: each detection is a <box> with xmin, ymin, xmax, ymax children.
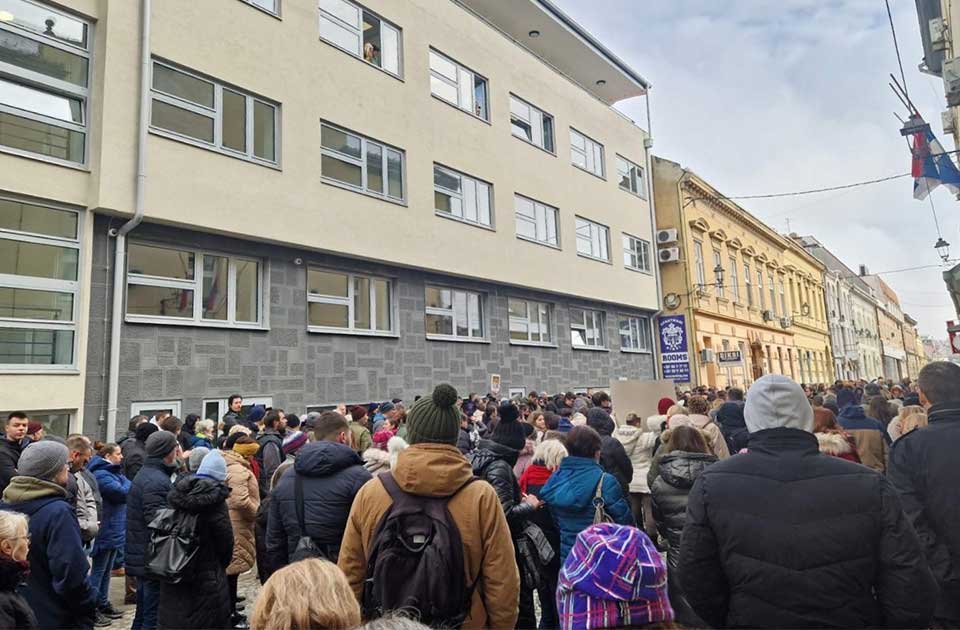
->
<box><xmin>0</xmin><ymin>361</ymin><xmax>957</xmax><ymax>629</ymax></box>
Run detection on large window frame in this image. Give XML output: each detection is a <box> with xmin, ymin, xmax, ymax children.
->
<box><xmin>508</xmin><ymin>297</ymin><xmax>553</xmax><ymax>346</ymax></box>
<box><xmin>509</xmin><ymin>94</ymin><xmax>554</xmax><ymax>153</ymax></box>
<box><xmin>433</xmin><ymin>163</ymin><xmax>493</xmax><ymax>229</ymax></box>
<box><xmin>569</xmin><ymin>128</ymin><xmax>604</xmax><ymax>178</ymax></box>
<box><xmin>729</xmin><ymin>256</ymin><xmax>740</xmax><ymax>303</ymax></box>
<box><xmin>239</xmin><ymin>0</ymin><xmax>280</xmax><ymax>16</ymax></box>
<box><xmin>320</xmin><ymin>121</ymin><xmax>405</xmax><ymax>202</ymax></box>
<box><xmin>619</xmin><ymin>314</ymin><xmax>652</xmax><ymax>353</ymax></box>
<box><xmin>570</xmin><ymin>307</ymin><xmax>606</xmax><ymax>350</ymax></box>
<box><xmin>0</xmin><ymin>0</ymin><xmax>92</xmax><ymax>167</ymax></box>
<box><xmin>693</xmin><ymin>240</ymin><xmax>705</xmax><ymax>287</ymax></box>
<box><xmin>744</xmin><ymin>261</ymin><xmax>753</xmax><ymax>307</ymax></box>
<box><xmin>318</xmin><ymin>0</ymin><xmax>402</xmax><ymax>78</ymax></box>
<box><xmin>424</xmin><ymin>285</ymin><xmax>485</xmax><ymax>342</ymax></box>
<box><xmin>149</xmin><ymin>59</ymin><xmax>280</xmax><ymax>166</ymax></box>
<box><xmin>125</xmin><ymin>242</ymin><xmax>264</xmax><ymax>329</ymax></box>
<box><xmin>306</xmin><ymin>268</ymin><xmax>395</xmax><ymax>336</ymax></box>
<box><xmin>616</xmin><ymin>155</ymin><xmax>645</xmax><ymax>198</ymax></box>
<box><xmin>514</xmin><ymin>194</ymin><xmax>559</xmax><ymax>249</ymax></box>
<box><xmin>428</xmin><ymin>49</ymin><xmax>488</xmax><ymax>121</ymax></box>
<box><xmin>0</xmin><ymin>195</ymin><xmax>81</xmax><ymax>371</ymax></box>
<box><xmin>575</xmin><ymin>217</ymin><xmax>610</xmax><ymax>262</ymax></box>
<box><xmin>622</xmin><ymin>233</ymin><xmax>651</xmax><ymax>273</ymax></box>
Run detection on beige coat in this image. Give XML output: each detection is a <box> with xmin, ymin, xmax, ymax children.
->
<box><xmin>338</xmin><ymin>443</ymin><xmax>519</xmax><ymax>629</ymax></box>
<box><xmin>224</xmin><ymin>449</ymin><xmax>260</xmax><ymax>575</ymax></box>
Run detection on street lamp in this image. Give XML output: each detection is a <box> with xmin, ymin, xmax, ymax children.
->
<box><xmin>935</xmin><ymin>237</ymin><xmax>951</xmax><ymax>263</ymax></box>
<box><xmin>713</xmin><ymin>264</ymin><xmax>725</xmax><ymax>290</ymax></box>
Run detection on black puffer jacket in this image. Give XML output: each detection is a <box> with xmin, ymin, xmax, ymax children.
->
<box><xmin>121</xmin><ymin>438</ymin><xmax>147</xmax><ymax>482</ymax></box>
<box><xmin>888</xmin><ymin>401</ymin><xmax>960</xmax><ymax>622</ymax></box>
<box><xmin>679</xmin><ymin>428</ymin><xmax>937</xmax><ymax>629</ymax></box>
<box><xmin>469</xmin><ymin>439</ymin><xmax>534</xmax><ymax>535</ymax></box>
<box><xmin>125</xmin><ymin>458</ymin><xmax>177</xmax><ymax>577</ymax></box>
<box><xmin>586</xmin><ymin>409</ymin><xmax>633</xmax><ymax>497</ymax></box>
<box><xmin>0</xmin><ymin>438</ymin><xmax>25</xmax><ymax>493</ymax></box>
<box><xmin>158</xmin><ymin>475</ymin><xmax>233</xmax><ymax>630</ymax></box>
<box><xmin>651</xmin><ymin>451</ymin><xmax>716</xmax><ymax>628</ymax></box>
<box><xmin>265</xmin><ymin>440</ymin><xmax>371</xmax><ymax>573</ymax></box>
<box><xmin>0</xmin><ymin>557</ymin><xmax>35</xmax><ymax>630</ymax></box>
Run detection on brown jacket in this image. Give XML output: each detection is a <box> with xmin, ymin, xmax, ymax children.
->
<box><xmin>338</xmin><ymin>443</ymin><xmax>519</xmax><ymax>629</ymax></box>
<box><xmin>224</xmin><ymin>449</ymin><xmax>260</xmax><ymax>575</ymax></box>
<box><xmin>847</xmin><ymin>428</ymin><xmax>888</xmax><ymax>472</ymax></box>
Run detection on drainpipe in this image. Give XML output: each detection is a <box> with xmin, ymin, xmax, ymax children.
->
<box><xmin>642</xmin><ymin>91</ymin><xmax>663</xmax><ymax>380</ymax></box>
<box><xmin>105</xmin><ymin>0</ymin><xmax>151</xmax><ymax>442</ymax></box>
<box><xmin>675</xmin><ymin>170</ymin><xmax>700</xmax><ymax>388</ymax></box>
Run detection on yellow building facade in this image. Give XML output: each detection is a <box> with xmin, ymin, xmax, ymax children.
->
<box><xmin>653</xmin><ymin>157</ymin><xmax>833</xmax><ymax>387</ymax></box>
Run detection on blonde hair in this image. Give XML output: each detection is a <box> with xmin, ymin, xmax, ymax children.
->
<box><xmin>197</xmin><ymin>419</ymin><xmax>215</xmax><ymax>434</ymax></box>
<box><xmin>897</xmin><ymin>405</ymin><xmax>925</xmax><ymax>421</ymax></box>
<box><xmin>229</xmin><ymin>424</ymin><xmax>252</xmax><ymax>436</ymax></box>
<box><xmin>532</xmin><ymin>439</ymin><xmax>568</xmax><ymax>470</ymax></box>
<box><xmin>901</xmin><ymin>411</ymin><xmax>928</xmax><ymax>434</ymax></box>
<box><xmin>251</xmin><ymin>559</ymin><xmax>360</xmax><ymax>630</ymax></box>
<box><xmin>571</xmin><ymin>412</ymin><xmax>587</xmax><ymax>427</ymax></box>
<box><xmin>0</xmin><ymin>511</ymin><xmax>27</xmax><ymax>543</ymax></box>
<box><xmin>666</xmin><ymin>404</ymin><xmax>685</xmax><ymax>419</ymax></box>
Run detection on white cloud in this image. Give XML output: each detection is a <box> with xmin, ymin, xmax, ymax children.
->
<box><xmin>555</xmin><ymin>0</ymin><xmax>959</xmax><ymax>338</ymax></box>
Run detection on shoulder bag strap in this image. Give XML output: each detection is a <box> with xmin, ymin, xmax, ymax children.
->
<box><xmin>294</xmin><ymin>473</ymin><xmax>307</xmax><ymax>533</ymax></box>
<box><xmin>593</xmin><ymin>472</ymin><xmax>606</xmax><ymax>506</ymax></box>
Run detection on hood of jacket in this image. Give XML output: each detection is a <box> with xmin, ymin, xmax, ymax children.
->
<box><xmin>1</xmin><ymin>476</ymin><xmax>66</xmax><ymax>504</ymax></box>
<box><xmin>613</xmin><ymin>424</ymin><xmax>642</xmax><ymax>454</ymax></box>
<box><xmin>645</xmin><ymin>415</ymin><xmax>666</xmax><ymax>434</ymax></box>
<box><xmin>540</xmin><ymin>456</ymin><xmax>603</xmax><ymax>511</ymax></box>
<box><xmin>167</xmin><ymin>474</ymin><xmax>230</xmax><ymax>513</ymax></box>
<box><xmin>586</xmin><ymin>409</ymin><xmax>615</xmax><ymax>436</ymax></box>
<box><xmin>657</xmin><ymin>452</ymin><xmax>718</xmax><ymax>489</ymax></box>
<box><xmin>294</xmin><ymin>440</ymin><xmax>363</xmax><ymax>478</ymax></box>
<box><xmin>470</xmin><ymin>439</ymin><xmax>520</xmax><ymax>472</ymax></box>
<box><xmin>87</xmin><ymin>455</ymin><xmax>122</xmax><ymax>477</ymax></box>
<box><xmin>223</xmin><ymin>449</ymin><xmax>252</xmax><ymax>471</ymax></box>
<box><xmin>816</xmin><ymin>431</ymin><xmax>854</xmax><ymax>456</ymax></box>
<box><xmin>687</xmin><ymin>414</ymin><xmax>713</xmax><ymax>429</ymax></box>
<box><xmin>839</xmin><ymin>404</ymin><xmax>868</xmax><ymax>421</ymax></box>
<box><xmin>392</xmin><ymin>443</ymin><xmax>474</xmax><ymax>498</ymax></box>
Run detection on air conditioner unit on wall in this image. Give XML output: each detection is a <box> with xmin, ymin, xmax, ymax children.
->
<box><xmin>931</xmin><ymin>17</ymin><xmax>950</xmax><ymax>52</ymax></box>
<box><xmin>780</xmin><ymin>317</ymin><xmax>792</xmax><ymax>329</ymax></box>
<box><xmin>762</xmin><ymin>310</ymin><xmax>775</xmax><ymax>322</ymax></box>
<box><xmin>659</xmin><ymin>247</ymin><xmax>680</xmax><ymax>263</ymax></box>
<box><xmin>656</xmin><ymin>228</ymin><xmax>679</xmax><ymax>245</ymax></box>
<box><xmin>944</xmin><ymin>57</ymin><xmax>960</xmax><ymax>106</ymax></box>
<box><xmin>944</xmin><ymin>109</ymin><xmax>956</xmax><ymax>135</ymax></box>
<box><xmin>700</xmin><ymin>348</ymin><xmax>716</xmax><ymax>363</ymax></box>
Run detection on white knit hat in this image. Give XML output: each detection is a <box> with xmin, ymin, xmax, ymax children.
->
<box><xmin>744</xmin><ymin>375</ymin><xmax>814</xmax><ymax>434</ymax></box>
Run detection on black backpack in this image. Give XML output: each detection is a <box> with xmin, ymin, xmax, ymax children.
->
<box><xmin>290</xmin><ymin>473</ymin><xmax>334</xmax><ymax>562</ymax></box>
<box><xmin>362</xmin><ymin>473</ymin><xmax>477</xmax><ymax>628</ymax></box>
<box><xmin>145</xmin><ymin>508</ymin><xmax>200</xmax><ymax>583</ymax></box>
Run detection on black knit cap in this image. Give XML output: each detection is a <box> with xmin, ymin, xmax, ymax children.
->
<box><xmin>491</xmin><ymin>403</ymin><xmax>526</xmax><ymax>451</ymax></box>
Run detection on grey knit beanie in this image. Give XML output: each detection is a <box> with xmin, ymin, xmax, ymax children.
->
<box><xmin>18</xmin><ymin>441</ymin><xmax>68</xmax><ymax>481</ymax></box>
<box><xmin>145</xmin><ymin>430</ymin><xmax>178</xmax><ymax>458</ymax></box>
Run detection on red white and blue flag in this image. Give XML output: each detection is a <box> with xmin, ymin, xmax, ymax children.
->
<box><xmin>912</xmin><ymin>127</ymin><xmax>960</xmax><ymax>200</ymax></box>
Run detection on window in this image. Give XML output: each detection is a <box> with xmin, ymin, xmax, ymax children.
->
<box><xmin>622</xmin><ymin>234</ymin><xmax>651</xmax><ymax>273</ymax></box>
<box><xmin>321</xmin><ymin>122</ymin><xmax>404</xmax><ymax>200</ymax></box>
<box><xmin>433</xmin><ymin>164</ymin><xmax>492</xmax><ymax>227</ymax></box>
<box><xmin>510</xmin><ymin>94</ymin><xmax>554</xmax><ymax>152</ymax></box>
<box><xmin>0</xmin><ymin>196</ymin><xmax>80</xmax><ymax>368</ymax></box>
<box><xmin>508</xmin><ymin>298</ymin><xmax>552</xmax><ymax>345</ymax></box>
<box><xmin>570</xmin><ymin>307</ymin><xmax>605</xmax><ymax>349</ymax></box>
<box><xmin>779</xmin><ymin>280</ymin><xmax>787</xmax><ymax>316</ymax></box>
<box><xmin>424</xmin><ymin>286</ymin><xmax>483</xmax><ymax>340</ymax></box>
<box><xmin>241</xmin><ymin>0</ymin><xmax>279</xmax><ymax>14</ymax></box>
<box><xmin>619</xmin><ymin>315</ymin><xmax>651</xmax><ymax>352</ymax></box>
<box><xmin>768</xmin><ymin>272</ymin><xmax>776</xmax><ymax>315</ymax></box>
<box><xmin>713</xmin><ymin>250</ymin><xmax>724</xmax><ymax>298</ymax></box>
<box><xmin>693</xmin><ymin>241</ymin><xmax>705</xmax><ymax>287</ymax></box>
<box><xmin>514</xmin><ymin>195</ymin><xmax>558</xmax><ymax>247</ymax></box>
<box><xmin>729</xmin><ymin>256</ymin><xmax>739</xmax><ymax>302</ymax></box>
<box><xmin>757</xmin><ymin>270</ymin><xmax>765</xmax><ymax>310</ymax></box>
<box><xmin>319</xmin><ymin>0</ymin><xmax>401</xmax><ymax>77</ymax></box>
<box><xmin>0</xmin><ymin>0</ymin><xmax>90</xmax><ymax>165</ymax></box>
<box><xmin>126</xmin><ymin>243</ymin><xmax>262</xmax><ymax>326</ymax></box>
<box><xmin>744</xmin><ymin>262</ymin><xmax>753</xmax><ymax>307</ymax></box>
<box><xmin>0</xmin><ymin>409</ymin><xmax>71</xmax><ymax>436</ymax></box>
<box><xmin>429</xmin><ymin>49</ymin><xmax>487</xmax><ymax>120</ymax></box>
<box><xmin>130</xmin><ymin>401</ymin><xmax>181</xmax><ymax>420</ymax></box>
<box><xmin>569</xmin><ymin>128</ymin><xmax>604</xmax><ymax>177</ymax></box>
<box><xmin>150</xmin><ymin>60</ymin><xmax>278</xmax><ymax>164</ymax></box>
<box><xmin>307</xmin><ymin>269</ymin><xmax>392</xmax><ymax>334</ymax></box>
<box><xmin>575</xmin><ymin>218</ymin><xmax>609</xmax><ymax>261</ymax></box>
<box><xmin>616</xmin><ymin>156</ymin><xmax>645</xmax><ymax>197</ymax></box>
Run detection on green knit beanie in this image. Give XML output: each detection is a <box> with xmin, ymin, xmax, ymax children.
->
<box><xmin>405</xmin><ymin>384</ymin><xmax>462</xmax><ymax>446</ymax></box>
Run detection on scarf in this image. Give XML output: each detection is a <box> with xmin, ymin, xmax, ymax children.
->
<box><xmin>519</xmin><ymin>464</ymin><xmax>553</xmax><ymax>494</ymax></box>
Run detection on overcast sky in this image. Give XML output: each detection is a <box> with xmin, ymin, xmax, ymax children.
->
<box><xmin>555</xmin><ymin>0</ymin><xmax>958</xmax><ymax>339</ymax></box>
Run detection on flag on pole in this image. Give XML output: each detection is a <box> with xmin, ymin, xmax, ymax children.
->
<box><xmin>912</xmin><ymin>127</ymin><xmax>960</xmax><ymax>200</ymax></box>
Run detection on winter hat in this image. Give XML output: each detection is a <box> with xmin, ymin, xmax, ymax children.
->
<box><xmin>145</xmin><ymin>430</ymin><xmax>179</xmax><ymax>458</ymax></box>
<box><xmin>836</xmin><ymin>388</ymin><xmax>857</xmax><ymax>409</ymax></box>
<box><xmin>302</xmin><ymin>412</ymin><xmax>321</xmax><ymax>431</ymax></box>
<box><xmin>903</xmin><ymin>392</ymin><xmax>921</xmax><ymax>407</ymax></box>
<box><xmin>491</xmin><ymin>404</ymin><xmax>526</xmax><ymax>451</ymax></box>
<box><xmin>405</xmin><ymin>384</ymin><xmax>461</xmax><ymax>446</ymax></box>
<box><xmin>380</xmin><ymin>401</ymin><xmax>396</xmax><ymax>414</ymax></box>
<box><xmin>558</xmin><ymin>523</ymin><xmax>673</xmax><ymax>629</ymax></box>
<box><xmin>17</xmin><ymin>441</ymin><xmax>68</xmax><ymax>481</ymax></box>
<box><xmin>586</xmin><ymin>408</ymin><xmax>615</xmax><ymax>436</ymax></box>
<box><xmin>572</xmin><ymin>398</ymin><xmax>590</xmax><ymax>415</ymax></box>
<box><xmin>135</xmin><ymin>422</ymin><xmax>159</xmax><ymax>443</ymax></box>
<box><xmin>187</xmin><ymin>447</ymin><xmax>209</xmax><ymax>472</ymax></box>
<box><xmin>349</xmin><ymin>406</ymin><xmax>368</xmax><ymax>422</ymax></box>
<box><xmin>657</xmin><ymin>397</ymin><xmax>675</xmax><ymax>416</ymax></box>
<box><xmin>247</xmin><ymin>405</ymin><xmax>266</xmax><ymax>425</ymax></box>
<box><xmin>282</xmin><ymin>431</ymin><xmax>309</xmax><ymax>456</ymax></box>
<box><xmin>196</xmin><ymin>450</ymin><xmax>227</xmax><ymax>482</ymax></box>
<box><xmin>716</xmin><ymin>402</ymin><xmax>746</xmax><ymax>429</ymax></box>
<box><xmin>744</xmin><ymin>375</ymin><xmax>814</xmax><ymax>434</ymax></box>
<box><xmin>26</xmin><ymin>421</ymin><xmax>42</xmax><ymax>435</ymax></box>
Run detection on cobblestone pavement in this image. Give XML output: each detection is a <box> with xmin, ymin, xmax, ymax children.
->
<box><xmin>109</xmin><ymin>570</ymin><xmax>262</xmax><ymax>629</ymax></box>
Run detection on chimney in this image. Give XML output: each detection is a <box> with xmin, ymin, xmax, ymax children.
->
<box><xmin>859</xmin><ymin>264</ymin><xmax>868</xmax><ymax>277</ymax></box>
